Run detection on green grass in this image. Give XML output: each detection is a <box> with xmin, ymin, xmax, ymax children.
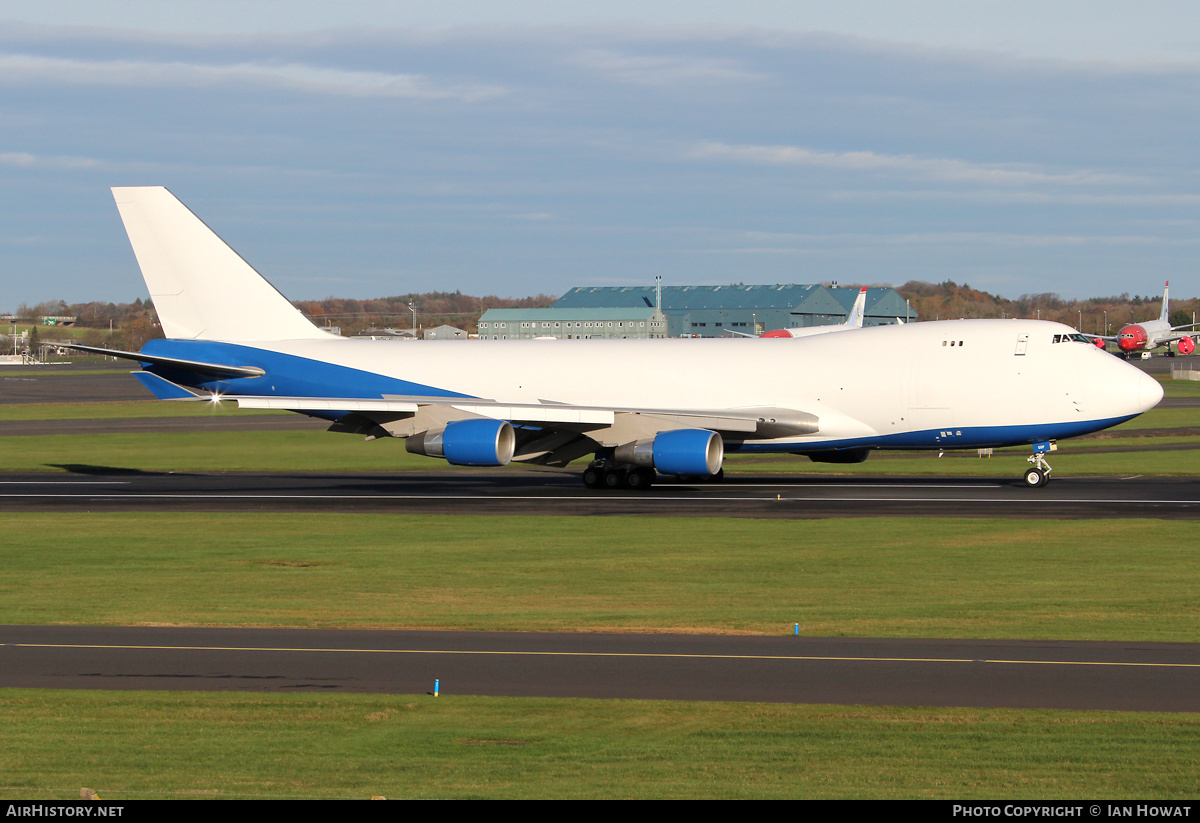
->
<box><xmin>1161</xmin><ymin>377</ymin><xmax>1200</xmax><ymax>398</ymax></box>
<box><xmin>0</xmin><ymin>430</ymin><xmax>442</xmax><ymax>473</ymax></box>
<box><xmin>3</xmin><ymin>513</ymin><xmax>1198</xmax><ymax>641</ymax></box>
<box><xmin>1</xmin><ymin>425</ymin><xmax>1197</xmax><ymax>475</ymax></box>
<box><xmin>2</xmin><ymin>690</ymin><xmax>1198</xmax><ymax>800</ymax></box>
<box><xmin>0</xmin><ymin>399</ymin><xmax>282</xmax><ymax>421</ymax></box>
<box><xmin>1103</xmin><ymin>407</ymin><xmax>1200</xmax><ymax>431</ymax></box>
<box><xmin>725</xmin><ymin>447</ymin><xmax>1200</xmax><ymax>476</ymax></box>
<box><xmin>0</xmin><ymin>367</ymin><xmax>132</xmax><ymax>377</ymax></box>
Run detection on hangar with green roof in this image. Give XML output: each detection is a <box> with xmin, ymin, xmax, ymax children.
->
<box><xmin>478</xmin><ymin>283</ymin><xmax>913</xmax><ymax>339</ymax></box>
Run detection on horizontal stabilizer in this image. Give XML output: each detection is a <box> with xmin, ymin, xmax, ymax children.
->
<box><xmin>64</xmin><ymin>343</ymin><xmax>265</xmax><ymax>378</ymax></box>
<box><xmin>132</xmin><ymin>371</ymin><xmax>205</xmax><ymax>400</ymax></box>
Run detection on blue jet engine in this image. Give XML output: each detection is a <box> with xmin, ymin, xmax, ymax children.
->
<box><xmin>614</xmin><ymin>428</ymin><xmax>724</xmax><ymax>476</ymax></box>
<box><xmin>406</xmin><ymin>419</ymin><xmax>516</xmax><ymax>466</ymax></box>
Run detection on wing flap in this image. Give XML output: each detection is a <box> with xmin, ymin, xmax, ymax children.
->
<box><xmin>235</xmin><ymin>397</ymin><xmax>419</xmax><ymax>413</ymax></box>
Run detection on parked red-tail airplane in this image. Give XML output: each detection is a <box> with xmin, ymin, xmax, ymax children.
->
<box><xmin>1095</xmin><ymin>282</ymin><xmax>1199</xmax><ymax>358</ymax></box>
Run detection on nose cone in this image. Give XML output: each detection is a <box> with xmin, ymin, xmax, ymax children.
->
<box><xmin>1086</xmin><ymin>353</ymin><xmax>1164</xmax><ymax>422</ymax></box>
<box><xmin>1136</xmin><ymin>368</ymin><xmax>1164</xmax><ymax>414</ymax></box>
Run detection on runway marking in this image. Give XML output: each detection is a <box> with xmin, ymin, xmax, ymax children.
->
<box><xmin>0</xmin><ymin>481</ymin><xmax>131</xmax><ymax>485</ymax></box>
<box><xmin>0</xmin><ymin>493</ymin><xmax>1196</xmax><ymax>505</ymax></box>
<box><xmin>8</xmin><ymin>642</ymin><xmax>1200</xmax><ymax>669</ymax></box>
<box><xmin>661</xmin><ymin>483</ymin><xmax>1005</xmax><ymax>489</ymax></box>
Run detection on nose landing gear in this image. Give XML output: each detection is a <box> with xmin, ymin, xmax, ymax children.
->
<box><xmin>1023</xmin><ymin>441</ymin><xmax>1056</xmax><ymax>488</ymax></box>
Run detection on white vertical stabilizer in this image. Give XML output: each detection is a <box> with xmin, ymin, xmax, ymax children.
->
<box><xmin>846</xmin><ymin>287</ymin><xmax>867</xmax><ymax>328</ymax></box>
<box><xmin>111</xmin><ymin>187</ymin><xmax>331</xmax><ymax>342</ymax></box>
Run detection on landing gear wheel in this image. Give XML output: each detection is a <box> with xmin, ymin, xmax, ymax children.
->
<box><xmin>1024</xmin><ymin>447</ymin><xmax>1054</xmax><ymax>488</ymax></box>
<box><xmin>603</xmin><ymin>469</ymin><xmax>627</xmax><ymax>489</ymax></box>
<box><xmin>625</xmin><ymin>468</ymin><xmax>655</xmax><ymax>490</ymax></box>
<box><xmin>582</xmin><ymin>466</ymin><xmax>604</xmax><ymax>489</ymax></box>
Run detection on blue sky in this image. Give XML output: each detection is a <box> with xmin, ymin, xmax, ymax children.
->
<box><xmin>2</xmin><ymin>2</ymin><xmax>1199</xmax><ymax>308</ymax></box>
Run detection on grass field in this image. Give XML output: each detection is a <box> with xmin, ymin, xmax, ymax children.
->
<box><xmin>2</xmin><ymin>382</ymin><xmax>1198</xmax><ymax>799</ymax></box>
<box><xmin>3</xmin><ymin>691</ymin><xmax>1198</xmax><ymax>800</ymax></box>
<box><xmin>3</xmin><ymin>513</ymin><xmax>1197</xmax><ymax>640</ymax></box>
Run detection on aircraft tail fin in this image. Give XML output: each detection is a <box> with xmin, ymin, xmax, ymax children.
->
<box><xmin>1161</xmin><ymin>280</ymin><xmax>1171</xmax><ymax>324</ymax></box>
<box><xmin>111</xmin><ymin>187</ymin><xmax>330</xmax><ymax>342</ymax></box>
<box><xmin>846</xmin><ymin>287</ymin><xmax>867</xmax><ymax>328</ymax></box>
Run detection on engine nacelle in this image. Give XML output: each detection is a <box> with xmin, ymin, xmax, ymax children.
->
<box><xmin>1179</xmin><ymin>336</ymin><xmax>1196</xmax><ymax>355</ymax></box>
<box><xmin>406</xmin><ymin>419</ymin><xmax>516</xmax><ymax>466</ymax></box>
<box><xmin>614</xmin><ymin>429</ymin><xmax>724</xmax><ymax>476</ymax></box>
<box><xmin>1092</xmin><ymin>337</ymin><xmax>1106</xmax><ymax>349</ymax></box>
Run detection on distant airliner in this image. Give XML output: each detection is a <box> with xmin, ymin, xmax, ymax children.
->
<box><xmin>73</xmin><ymin>187</ymin><xmax>1162</xmax><ymax>490</ymax></box>
<box><xmin>726</xmin><ymin>286</ymin><xmax>893</xmax><ymax>339</ymax></box>
<box><xmin>1096</xmin><ymin>282</ymin><xmax>1199</xmax><ymax>358</ymax></box>
<box><xmin>759</xmin><ymin>286</ymin><xmax>871</xmax><ymax>338</ymax></box>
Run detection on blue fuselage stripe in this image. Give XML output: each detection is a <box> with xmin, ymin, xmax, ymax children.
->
<box><xmin>727</xmin><ymin>415</ymin><xmax>1137</xmax><ymax>453</ymax></box>
<box><xmin>140</xmin><ymin>339</ymin><xmax>472</xmax><ymax>402</ymax></box>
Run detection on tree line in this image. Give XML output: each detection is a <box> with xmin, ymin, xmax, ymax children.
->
<box><xmin>8</xmin><ymin>283</ymin><xmax>1198</xmax><ymax>348</ymax></box>
<box><xmin>894</xmin><ymin>280</ymin><xmax>1198</xmax><ymax>335</ymax></box>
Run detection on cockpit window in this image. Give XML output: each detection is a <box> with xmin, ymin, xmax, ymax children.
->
<box><xmin>1053</xmin><ymin>333</ymin><xmax>1092</xmax><ymax>344</ymax></box>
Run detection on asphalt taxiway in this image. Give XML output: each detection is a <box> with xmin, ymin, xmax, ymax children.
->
<box><xmin>5</xmin><ymin>625</ymin><xmax>1199</xmax><ymax>711</ymax></box>
<box><xmin>1</xmin><ymin>470</ymin><xmax>1197</xmax><ymax>519</ymax></box>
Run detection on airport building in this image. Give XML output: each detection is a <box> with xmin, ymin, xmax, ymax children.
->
<box><xmin>478</xmin><ymin>284</ymin><xmax>914</xmax><ymax>339</ymax></box>
<box><xmin>478</xmin><ymin>307</ymin><xmax>668</xmax><ymax>340</ymax></box>
<box><xmin>551</xmin><ymin>284</ymin><xmax>914</xmax><ymax>337</ymax></box>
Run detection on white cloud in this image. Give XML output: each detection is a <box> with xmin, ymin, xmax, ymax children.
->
<box><xmin>573</xmin><ymin>48</ymin><xmax>765</xmax><ymax>85</ymax></box>
<box><xmin>827</xmin><ymin>190</ymin><xmax>1200</xmax><ymax>206</ymax></box>
<box><xmin>689</xmin><ymin>141</ymin><xmax>1140</xmax><ymax>187</ymax></box>
<box><xmin>0</xmin><ymin>151</ymin><xmax>99</xmax><ymax>169</ymax></box>
<box><xmin>729</xmin><ymin>230</ymin><xmax>1194</xmax><ymax>249</ymax></box>
<box><xmin>0</xmin><ymin>53</ymin><xmax>507</xmax><ymax>101</ymax></box>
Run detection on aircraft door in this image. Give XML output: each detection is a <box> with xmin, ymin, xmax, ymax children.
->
<box><xmin>905</xmin><ymin>345</ymin><xmax>955</xmax><ymax>440</ymax></box>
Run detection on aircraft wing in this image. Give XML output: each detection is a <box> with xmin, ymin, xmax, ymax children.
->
<box><xmin>1167</xmin><ymin>323</ymin><xmax>1200</xmax><ymax>335</ymax></box>
<box><xmin>223</xmin><ymin>393</ymin><xmax>821</xmax><ymax>467</ymax></box>
<box><xmin>79</xmin><ymin>340</ymin><xmax>821</xmax><ymax>466</ymax></box>
<box><xmin>232</xmin><ymin>394</ymin><xmax>819</xmax><ymax>438</ymax></box>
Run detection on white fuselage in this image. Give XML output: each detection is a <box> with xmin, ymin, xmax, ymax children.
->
<box><xmin>243</xmin><ymin>318</ymin><xmax>1160</xmax><ymax>451</ymax></box>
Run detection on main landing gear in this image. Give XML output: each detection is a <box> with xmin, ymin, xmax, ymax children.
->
<box><xmin>1023</xmin><ymin>441</ymin><xmax>1056</xmax><ymax>488</ymax></box>
<box><xmin>581</xmin><ymin>459</ymin><xmax>726</xmax><ymax>490</ymax></box>
<box><xmin>582</xmin><ymin>459</ymin><xmax>656</xmax><ymax>490</ymax></box>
